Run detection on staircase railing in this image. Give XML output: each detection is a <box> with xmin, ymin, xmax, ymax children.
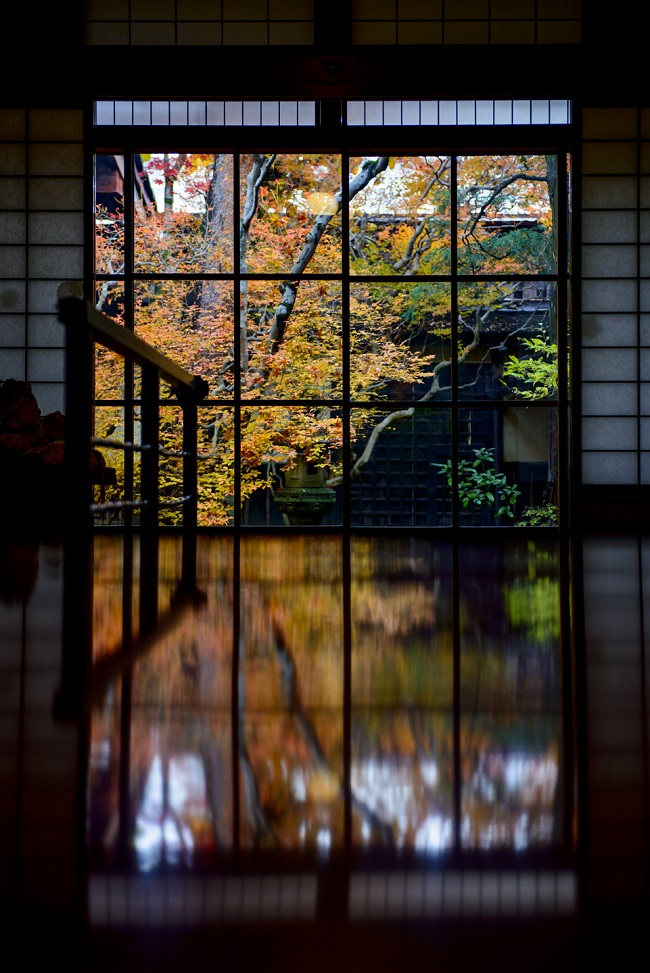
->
<box><xmin>55</xmin><ymin>296</ymin><xmax>209</xmax><ymax>719</ymax></box>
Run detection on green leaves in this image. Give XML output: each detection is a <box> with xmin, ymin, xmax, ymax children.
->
<box><xmin>502</xmin><ymin>335</ymin><xmax>558</xmax><ymax>400</ymax></box>
<box><xmin>434</xmin><ymin>447</ymin><xmax>521</xmax><ymax>523</ymax></box>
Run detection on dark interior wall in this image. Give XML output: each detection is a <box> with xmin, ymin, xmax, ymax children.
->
<box><xmin>0</xmin><ymin>4</ymin><xmax>639</xmax><ymax>108</ymax></box>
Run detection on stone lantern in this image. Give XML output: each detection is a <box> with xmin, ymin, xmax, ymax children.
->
<box><xmin>273</xmin><ymin>454</ymin><xmax>336</xmax><ymax>525</ymax></box>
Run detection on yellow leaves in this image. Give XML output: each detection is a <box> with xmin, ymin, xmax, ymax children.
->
<box><xmin>305</xmin><ymin>191</ymin><xmax>339</xmax><ymax>216</ymax></box>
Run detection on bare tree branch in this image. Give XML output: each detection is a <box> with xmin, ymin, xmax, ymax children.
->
<box><xmin>326</xmin><ymin>306</ymin><xmax>486</xmax><ymax>488</ymax></box>
<box><xmin>240</xmin><ymin>154</ymin><xmax>277</xmax><ymax>371</ymax></box>
<box><xmin>462</xmin><ymin>171</ymin><xmax>548</xmax><ymax>243</ymax></box>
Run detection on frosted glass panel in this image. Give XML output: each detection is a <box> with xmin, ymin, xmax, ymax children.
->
<box><xmin>439</xmin><ymin>101</ymin><xmax>457</xmax><ymax>124</ymax></box>
<box><xmin>243</xmin><ymin>102</ymin><xmax>261</xmax><ymax>125</ymax></box>
<box><xmin>582</xmin><ymin>108</ymin><xmax>637</xmax><ymax>139</ymax></box>
<box><xmin>476</xmin><ymin>101</ymin><xmax>494</xmax><ymax>124</ymax></box>
<box><xmin>582</xmin><ymin>177</ymin><xmax>637</xmax><ymax>209</ymax></box>
<box><xmin>582</xmin><ymin>280</ymin><xmax>637</xmax><ymax>313</ymax></box>
<box><xmin>133</xmin><ymin>101</ymin><xmax>151</xmax><ymax>125</ymax></box>
<box><xmin>188</xmin><ymin>102</ymin><xmax>207</xmax><ymax>125</ymax></box>
<box><xmin>347</xmin><ymin>101</ymin><xmax>364</xmax><ymax>125</ymax></box>
<box><xmin>457</xmin><ymin>101</ymin><xmax>475</xmax><ymax>124</ymax></box>
<box><xmin>513</xmin><ymin>100</ymin><xmax>532</xmax><ymax>124</ymax></box>
<box><xmin>582</xmin><ymin>143</ymin><xmax>637</xmax><ymax>175</ymax></box>
<box><xmin>582</xmin><ymin>211</ymin><xmax>637</xmax><ymax>244</ymax></box>
<box><xmin>420</xmin><ymin>101</ymin><xmax>438</xmax><ymax>124</ymax></box>
<box><xmin>582</xmin><ymin>348</ymin><xmax>638</xmax><ymax>382</ymax></box>
<box><xmin>582</xmin><ymin>383</ymin><xmax>638</xmax><ymax>416</ymax></box>
<box><xmin>402</xmin><ymin>101</ymin><xmax>420</xmax><ymax>124</ymax></box>
<box><xmin>95</xmin><ymin>102</ymin><xmax>114</xmax><ymax>125</ymax></box>
<box><xmin>365</xmin><ymin>101</ymin><xmax>383</xmax><ymax>125</ymax></box>
<box><xmin>582</xmin><ymin>314</ymin><xmax>638</xmax><ymax>346</ymax></box>
<box><xmin>261</xmin><ymin>101</ymin><xmax>279</xmax><ymax>125</ymax></box>
<box><xmin>181</xmin><ymin>98</ymin><xmax>565</xmax><ymax>129</ymax></box>
<box><xmin>582</xmin><ymin>452</ymin><xmax>639</xmax><ymax>483</ymax></box>
<box><xmin>582</xmin><ymin>245</ymin><xmax>637</xmax><ymax>277</ymax></box>
<box><xmin>582</xmin><ymin>417</ymin><xmax>638</xmax><ymax>450</ymax></box>
<box><xmin>550</xmin><ymin>100</ymin><xmax>571</xmax><ymax>124</ymax></box>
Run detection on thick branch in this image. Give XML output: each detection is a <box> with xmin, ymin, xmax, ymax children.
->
<box><xmin>240</xmin><ymin>154</ymin><xmax>277</xmax><ymax>372</ymax></box>
<box><xmin>326</xmin><ymin>309</ymin><xmax>485</xmax><ymax>488</ymax></box>
<box><xmin>267</xmin><ymin>156</ymin><xmax>390</xmax><ymax>351</ymax></box>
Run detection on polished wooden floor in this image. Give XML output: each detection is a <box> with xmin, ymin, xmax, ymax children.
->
<box><xmin>1</xmin><ymin>536</ymin><xmax>648</xmax><ymax>971</ymax></box>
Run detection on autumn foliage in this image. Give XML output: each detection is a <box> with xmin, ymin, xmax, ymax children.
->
<box><xmin>94</xmin><ymin>152</ymin><xmax>560</xmax><ymax>525</ymax></box>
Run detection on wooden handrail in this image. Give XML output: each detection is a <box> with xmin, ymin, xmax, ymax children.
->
<box><xmin>56</xmin><ymin>295</ymin><xmax>208</xmax><ymax>721</ymax></box>
<box><xmin>58</xmin><ymin>296</ymin><xmax>209</xmax><ymax>401</ymax></box>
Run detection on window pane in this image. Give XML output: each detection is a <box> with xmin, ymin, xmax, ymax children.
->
<box><xmin>453</xmin><ymin>411</ymin><xmax>516</xmax><ymax>526</ymax></box>
<box><xmin>240</xmin><ymin>153</ymin><xmax>342</xmax><ymax>274</ymax></box>
<box><xmin>124</xmin><ymin>403</ymin><xmax>237</xmax><ymax>528</ymax></box>
<box><xmin>241</xmin><ymin>406</ymin><xmax>341</xmax><ymax>526</ymax></box>
<box><xmin>197</xmin><ymin>404</ymin><xmax>235</xmax><ymax>526</ymax></box>
<box><xmin>350</xmin><ymin>408</ymin><xmax>452</xmax><ymax>526</ymax></box>
<box><xmin>452</xmin><ymin>407</ymin><xmax>557</xmax><ymax>526</ymax></box>
<box><xmin>95</xmin><ymin>155</ymin><xmax>124</xmax><ymax>276</ymax></box>
<box><xmin>242</xmin><ymin>279</ymin><xmax>342</xmax><ymax>400</ymax></box>
<box><xmin>134</xmin><ymin>279</ymin><xmax>234</xmax><ymax>396</ymax></box>
<box><xmin>457</xmin><ymin>281</ymin><xmax>558</xmax><ymax>403</ymax></box>
<box><xmin>91</xmin><ymin>407</ymin><xmax>126</xmax><ymax>524</ymax></box>
<box><xmin>349</xmin><ymin>156</ymin><xmax>451</xmax><ymax>276</ymax></box>
<box><xmin>94</xmin><ymin>334</ymin><xmax>125</xmax><ymax>400</ymax></box>
<box><xmin>457</xmin><ymin>155</ymin><xmax>556</xmax><ymax>275</ymax></box>
<box><xmin>350</xmin><ymin>281</ymin><xmax>450</xmax><ymax>402</ymax></box>
<box><xmin>135</xmin><ymin>153</ymin><xmax>234</xmax><ymax>273</ymax></box>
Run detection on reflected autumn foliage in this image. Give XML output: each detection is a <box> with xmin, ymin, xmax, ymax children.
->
<box><xmin>238</xmin><ymin>536</ymin><xmax>344</xmax><ymax>852</ymax></box>
<box><xmin>88</xmin><ymin>534</ymin><xmax>563</xmax><ymax>871</ymax></box>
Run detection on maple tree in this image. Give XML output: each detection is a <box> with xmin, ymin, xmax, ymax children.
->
<box><xmin>93</xmin><ymin>151</ymin><xmax>561</xmax><ymax>525</ymax></box>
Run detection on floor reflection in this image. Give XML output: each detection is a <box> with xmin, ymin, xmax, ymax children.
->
<box><xmin>87</xmin><ymin>533</ymin><xmax>564</xmax><ymax>870</ymax></box>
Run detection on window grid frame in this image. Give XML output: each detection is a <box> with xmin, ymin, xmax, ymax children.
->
<box><xmin>87</xmin><ymin>118</ymin><xmax>577</xmax><ymax>877</ymax></box>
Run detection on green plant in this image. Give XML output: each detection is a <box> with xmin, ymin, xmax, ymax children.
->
<box><xmin>435</xmin><ymin>447</ymin><xmax>521</xmax><ymax>523</ymax></box>
<box><xmin>502</xmin><ymin>335</ymin><xmax>558</xmax><ymax>400</ymax></box>
<box><xmin>515</xmin><ymin>503</ymin><xmax>558</xmax><ymax>526</ymax></box>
